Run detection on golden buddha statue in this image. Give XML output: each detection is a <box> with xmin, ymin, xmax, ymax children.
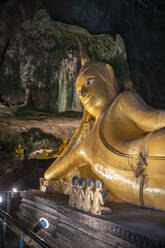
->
<box><xmin>53</xmin><ymin>138</ymin><xmax>68</xmax><ymax>158</ymax></box>
<box><xmin>40</xmin><ymin>149</ymin><xmax>49</xmax><ymax>159</ymax></box>
<box><xmin>15</xmin><ymin>144</ymin><xmax>24</xmax><ymax>160</ymax></box>
<box><xmin>45</xmin><ymin>38</ymin><xmax>165</xmax><ymax>211</ymax></box>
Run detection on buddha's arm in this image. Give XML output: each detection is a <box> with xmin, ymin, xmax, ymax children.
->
<box><xmin>120</xmin><ymin>91</ymin><xmax>165</xmax><ymax>132</ymax></box>
<box><xmin>44</xmin><ymin>109</ymin><xmax>91</xmax><ymax>180</ymax></box>
<box><xmin>44</xmin><ymin>144</ymin><xmax>86</xmax><ymax>180</ymax></box>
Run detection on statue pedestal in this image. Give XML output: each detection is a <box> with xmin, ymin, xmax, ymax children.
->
<box><xmin>14</xmin><ymin>190</ymin><xmax>165</xmax><ymax>248</ymax></box>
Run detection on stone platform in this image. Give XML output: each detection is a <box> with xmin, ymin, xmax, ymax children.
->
<box><xmin>14</xmin><ymin>190</ymin><xmax>165</xmax><ymax>248</ymax></box>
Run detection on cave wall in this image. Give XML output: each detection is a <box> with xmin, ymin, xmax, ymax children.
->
<box><xmin>0</xmin><ymin>0</ymin><xmax>164</xmax><ymax>109</ymax></box>
<box><xmin>43</xmin><ymin>0</ymin><xmax>165</xmax><ymax>108</ymax></box>
<box><xmin>0</xmin><ymin>0</ymin><xmax>130</xmax><ymax>163</ymax></box>
<box><xmin>0</xmin><ymin>0</ymin><xmax>131</xmax><ymax>116</ymax></box>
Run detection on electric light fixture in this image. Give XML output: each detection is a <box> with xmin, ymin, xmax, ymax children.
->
<box><xmin>33</xmin><ymin>217</ymin><xmax>49</xmax><ymax>233</ymax></box>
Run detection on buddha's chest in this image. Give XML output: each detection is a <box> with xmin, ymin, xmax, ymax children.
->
<box><xmin>83</xmin><ymin>121</ymin><xmax>113</xmax><ymax>164</ymax></box>
<box><xmin>83</xmin><ymin>120</ymin><xmax>130</xmax><ymax>170</ymax></box>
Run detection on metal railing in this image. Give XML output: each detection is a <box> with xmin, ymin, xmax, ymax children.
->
<box><xmin>0</xmin><ymin>209</ymin><xmax>53</xmax><ymax>248</ymax></box>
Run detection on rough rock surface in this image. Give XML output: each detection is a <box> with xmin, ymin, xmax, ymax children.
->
<box><xmin>43</xmin><ymin>0</ymin><xmax>165</xmax><ymax>108</ymax></box>
<box><xmin>0</xmin><ymin>115</ymin><xmax>80</xmax><ymax>189</ymax></box>
<box><xmin>0</xmin><ymin>115</ymin><xmax>80</xmax><ymax>159</ymax></box>
<box><xmin>0</xmin><ymin>1</ymin><xmax>131</xmax><ymax>114</ymax></box>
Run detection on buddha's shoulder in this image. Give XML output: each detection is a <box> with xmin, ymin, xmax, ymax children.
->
<box><xmin>105</xmin><ymin>91</ymin><xmax>142</xmax><ymax>116</ymax></box>
<box><xmin>118</xmin><ymin>90</ymin><xmax>139</xmax><ymax>99</ymax></box>
<box><xmin>116</xmin><ymin>91</ymin><xmax>142</xmax><ymax>105</ymax></box>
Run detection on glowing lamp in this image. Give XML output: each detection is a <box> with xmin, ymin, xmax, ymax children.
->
<box><xmin>12</xmin><ymin>188</ymin><xmax>18</xmax><ymax>192</ymax></box>
<box><xmin>33</xmin><ymin>218</ymin><xmax>49</xmax><ymax>233</ymax></box>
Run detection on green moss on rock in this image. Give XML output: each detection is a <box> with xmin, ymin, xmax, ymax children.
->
<box><xmin>0</xmin><ymin>8</ymin><xmax>132</xmax><ymax>115</ymax></box>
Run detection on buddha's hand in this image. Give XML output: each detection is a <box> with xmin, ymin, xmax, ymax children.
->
<box><xmin>44</xmin><ymin>109</ymin><xmax>92</xmax><ymax>181</ymax></box>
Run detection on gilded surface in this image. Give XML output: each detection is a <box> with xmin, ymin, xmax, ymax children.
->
<box><xmin>45</xmin><ymin>168</ymin><xmax>80</xmax><ymax>195</ymax></box>
<box><xmin>45</xmin><ymin>38</ymin><xmax>165</xmax><ymax>211</ymax></box>
<box><xmin>15</xmin><ymin>144</ymin><xmax>24</xmax><ymax>160</ymax></box>
<box><xmin>53</xmin><ymin>138</ymin><xmax>68</xmax><ymax>158</ymax></box>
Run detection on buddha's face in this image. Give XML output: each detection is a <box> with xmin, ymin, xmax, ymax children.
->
<box><xmin>76</xmin><ymin>69</ymin><xmax>111</xmax><ymax>117</ymax></box>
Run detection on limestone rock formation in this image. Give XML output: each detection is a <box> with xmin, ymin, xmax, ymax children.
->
<box><xmin>0</xmin><ymin>0</ymin><xmax>131</xmax><ymax>190</ymax></box>
<box><xmin>0</xmin><ymin>3</ymin><xmax>131</xmax><ymax>115</ymax></box>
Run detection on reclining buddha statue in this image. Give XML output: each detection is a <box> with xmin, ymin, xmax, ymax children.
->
<box><xmin>45</xmin><ymin>38</ymin><xmax>165</xmax><ymax>211</ymax></box>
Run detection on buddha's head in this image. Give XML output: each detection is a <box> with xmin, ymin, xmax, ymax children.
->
<box><xmin>86</xmin><ymin>178</ymin><xmax>94</xmax><ymax>189</ymax></box>
<box><xmin>79</xmin><ymin>177</ymin><xmax>85</xmax><ymax>188</ymax></box>
<box><xmin>76</xmin><ymin>38</ymin><xmax>119</xmax><ymax>117</ymax></box>
<box><xmin>96</xmin><ymin>179</ymin><xmax>104</xmax><ymax>192</ymax></box>
<box><xmin>72</xmin><ymin>176</ymin><xmax>79</xmax><ymax>187</ymax></box>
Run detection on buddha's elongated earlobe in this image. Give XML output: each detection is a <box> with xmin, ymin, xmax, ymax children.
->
<box><xmin>104</xmin><ymin>64</ymin><xmax>119</xmax><ymax>98</ymax></box>
<box><xmin>74</xmin><ymin>36</ymin><xmax>90</xmax><ymax>66</ymax></box>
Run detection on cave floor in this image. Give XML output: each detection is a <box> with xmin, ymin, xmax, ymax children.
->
<box><xmin>27</xmin><ymin>190</ymin><xmax>165</xmax><ymax>242</ymax></box>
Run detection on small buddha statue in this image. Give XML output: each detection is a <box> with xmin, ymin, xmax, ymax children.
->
<box><xmin>83</xmin><ymin>178</ymin><xmax>94</xmax><ymax>212</ymax></box>
<box><xmin>91</xmin><ymin>180</ymin><xmax>112</xmax><ymax>215</ymax></box>
<box><xmin>15</xmin><ymin>144</ymin><xmax>24</xmax><ymax>160</ymax></box>
<box><xmin>76</xmin><ymin>177</ymin><xmax>85</xmax><ymax>210</ymax></box>
<box><xmin>69</xmin><ymin>176</ymin><xmax>79</xmax><ymax>208</ymax></box>
<box><xmin>41</xmin><ymin>148</ymin><xmax>49</xmax><ymax>159</ymax></box>
<box><xmin>53</xmin><ymin>138</ymin><xmax>68</xmax><ymax>158</ymax></box>
<box><xmin>40</xmin><ymin>179</ymin><xmax>48</xmax><ymax>192</ymax></box>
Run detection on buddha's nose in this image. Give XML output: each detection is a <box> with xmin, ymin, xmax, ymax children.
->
<box><xmin>81</xmin><ymin>85</ymin><xmax>88</xmax><ymax>97</ymax></box>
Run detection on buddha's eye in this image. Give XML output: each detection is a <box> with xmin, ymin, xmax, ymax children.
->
<box><xmin>86</xmin><ymin>79</ymin><xmax>94</xmax><ymax>87</ymax></box>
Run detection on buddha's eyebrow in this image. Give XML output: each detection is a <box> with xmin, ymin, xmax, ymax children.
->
<box><xmin>86</xmin><ymin>77</ymin><xmax>95</xmax><ymax>82</ymax></box>
<box><xmin>86</xmin><ymin>77</ymin><xmax>95</xmax><ymax>80</ymax></box>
